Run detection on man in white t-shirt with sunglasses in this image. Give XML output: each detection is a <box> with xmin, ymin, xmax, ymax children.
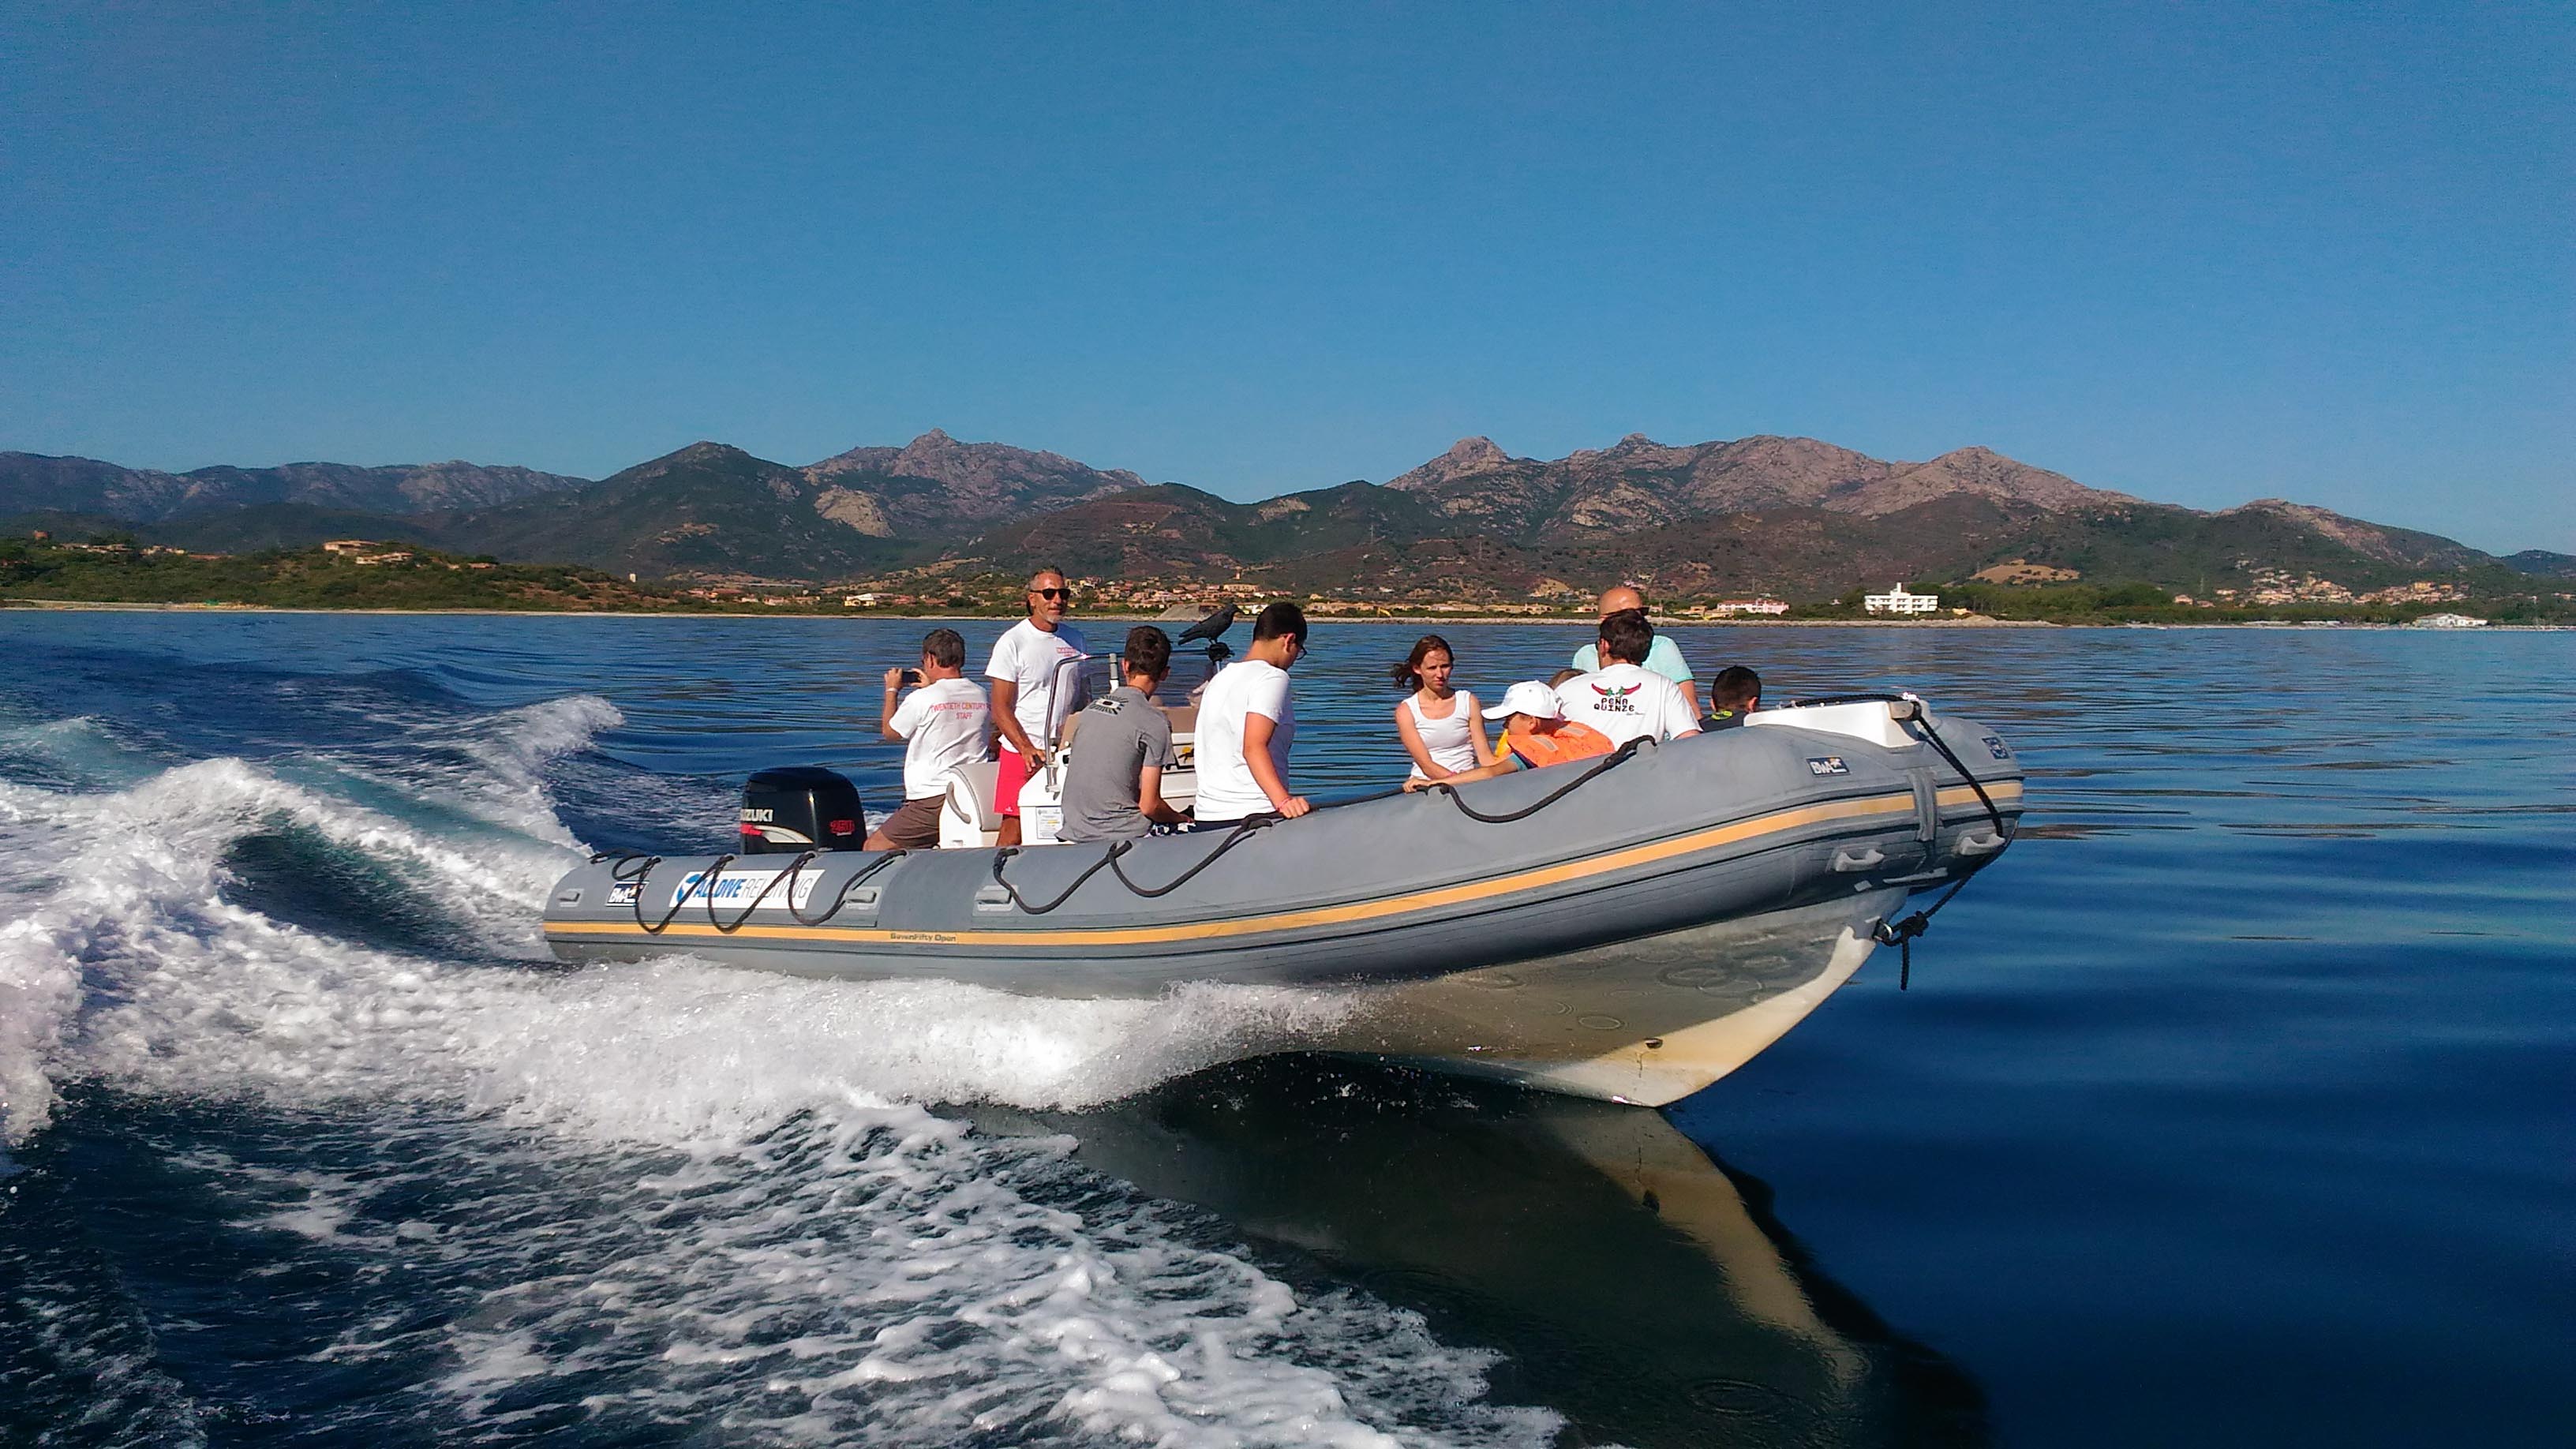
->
<box><xmin>983</xmin><ymin>566</ymin><xmax>1088</xmax><ymax>847</ymax></box>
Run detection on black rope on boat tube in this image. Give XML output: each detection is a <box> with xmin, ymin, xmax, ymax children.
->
<box><xmin>989</xmin><ymin>815</ymin><xmax>1282</xmax><ymax>915</ymax></box>
<box><xmin>593</xmin><ymin>847</ymin><xmax>915</xmax><ymax>932</ymax></box>
<box><xmin>988</xmin><ymin>841</ymin><xmax>1130</xmax><ymax>915</ymax></box>
<box><xmin>1420</xmin><ymin>736</ymin><xmax>1648</xmax><ymax>823</ymax></box>
<box><xmin>1908</xmin><ymin>716</ymin><xmax>2006</xmax><ymax>837</ymax></box>
<box><xmin>1774</xmin><ymin>693</ymin><xmax>2013</xmax><ymax>989</ymax></box>
<box><xmin>1784</xmin><ymin>692</ymin><xmax>2007</xmax><ymax>835</ymax></box>
<box><xmin>709</xmin><ymin>852</ymin><xmax>806</xmax><ymax>931</ymax></box>
<box><xmin>601</xmin><ymin>851</ymin><xmax>734</xmax><ymax>936</ymax></box>
<box><xmin>786</xmin><ymin>848</ymin><xmax>910</xmax><ymax>927</ymax></box>
<box><xmin>1107</xmin><ymin>816</ymin><xmax>1277</xmax><ymax>898</ymax></box>
<box><xmin>1874</xmin><ymin>874</ymin><xmax>1972</xmax><ymax>991</ymax></box>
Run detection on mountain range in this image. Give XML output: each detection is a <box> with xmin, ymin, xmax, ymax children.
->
<box><xmin>5</xmin><ymin>432</ymin><xmax>2567</xmax><ymax>598</ymax></box>
<box><xmin>0</xmin><ymin>454</ymin><xmax>590</xmax><ymax>521</ymax></box>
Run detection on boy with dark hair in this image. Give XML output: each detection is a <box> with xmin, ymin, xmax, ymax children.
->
<box><xmin>1251</xmin><ymin>600</ymin><xmax>1309</xmax><ymax>645</ymax></box>
<box><xmin>1193</xmin><ymin>601</ymin><xmax>1311</xmax><ymax>824</ymax></box>
<box><xmin>1706</xmin><ymin>665</ymin><xmax>1762</xmax><ymax>728</ymax></box>
<box><xmin>1556</xmin><ymin>608</ymin><xmax>1700</xmax><ymax>747</ymax></box>
<box><xmin>869</xmin><ymin>627</ymin><xmax>990</xmax><ymax>850</ymax></box>
<box><xmin>1058</xmin><ymin>626</ymin><xmax>1189</xmax><ymax>842</ymax></box>
<box><xmin>1571</xmin><ymin>583</ymin><xmax>1700</xmax><ymax>716</ymax></box>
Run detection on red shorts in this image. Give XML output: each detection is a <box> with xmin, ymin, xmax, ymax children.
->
<box><xmin>995</xmin><ymin>746</ymin><xmax>1029</xmax><ymax>818</ymax></box>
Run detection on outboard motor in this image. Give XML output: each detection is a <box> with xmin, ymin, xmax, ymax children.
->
<box><xmin>740</xmin><ymin>766</ymin><xmax>865</xmax><ymax>853</ymax></box>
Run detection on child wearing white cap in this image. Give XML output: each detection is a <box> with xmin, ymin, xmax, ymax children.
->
<box><xmin>1401</xmin><ymin>680</ymin><xmax>1618</xmax><ymax>790</ymax></box>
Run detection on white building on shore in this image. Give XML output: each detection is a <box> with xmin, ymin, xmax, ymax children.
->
<box><xmin>1863</xmin><ymin>583</ymin><xmax>1939</xmax><ymax>616</ymax></box>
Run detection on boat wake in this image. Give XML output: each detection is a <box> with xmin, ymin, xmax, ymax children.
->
<box><xmin>0</xmin><ymin>691</ymin><xmax>1542</xmax><ymax>1446</ymax></box>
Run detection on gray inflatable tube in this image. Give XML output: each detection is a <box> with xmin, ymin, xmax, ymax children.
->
<box><xmin>543</xmin><ymin>698</ymin><xmax>2026</xmax><ymax>1105</ymax></box>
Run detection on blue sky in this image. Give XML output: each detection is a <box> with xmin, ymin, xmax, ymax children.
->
<box><xmin>4</xmin><ymin>2</ymin><xmax>2568</xmax><ymax>552</ymax></box>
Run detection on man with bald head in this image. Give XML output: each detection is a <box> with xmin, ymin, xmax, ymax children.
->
<box><xmin>984</xmin><ymin>565</ymin><xmax>1089</xmax><ymax>847</ymax></box>
<box><xmin>1570</xmin><ymin>583</ymin><xmax>1699</xmax><ymax>717</ymax></box>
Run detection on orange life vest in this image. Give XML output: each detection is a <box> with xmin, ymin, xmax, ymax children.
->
<box><xmin>1502</xmin><ymin>721</ymin><xmax>1616</xmax><ymax>769</ymax></box>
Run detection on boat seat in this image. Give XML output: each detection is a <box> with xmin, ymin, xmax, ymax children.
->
<box><xmin>944</xmin><ymin>758</ymin><xmax>1003</xmax><ymax>835</ymax></box>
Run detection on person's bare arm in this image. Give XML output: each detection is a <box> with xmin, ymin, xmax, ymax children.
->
<box><xmin>1403</xmin><ymin>754</ymin><xmax>1522</xmax><ymax>792</ymax></box>
<box><xmin>1241</xmin><ymin>713</ymin><xmax>1309</xmax><ymax>818</ymax></box>
<box><xmin>989</xmin><ymin>679</ymin><xmax>1037</xmax><ymax>756</ymax></box>
<box><xmin>1394</xmin><ymin>702</ymin><xmax>1453</xmax><ymax>779</ymax></box>
<box><xmin>1679</xmin><ymin>679</ymin><xmax>1702</xmax><ymax>718</ymax></box>
<box><xmin>879</xmin><ymin>667</ymin><xmax>908</xmax><ymax>741</ymax></box>
<box><xmin>1136</xmin><ymin>765</ymin><xmax>1189</xmax><ymax>825</ymax></box>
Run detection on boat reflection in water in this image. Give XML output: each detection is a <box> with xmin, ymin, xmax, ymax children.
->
<box><xmin>980</xmin><ymin>1057</ymin><xmax>1986</xmax><ymax>1447</ymax></box>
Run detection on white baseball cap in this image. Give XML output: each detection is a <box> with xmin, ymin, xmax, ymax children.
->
<box><xmin>1483</xmin><ymin>680</ymin><xmax>1563</xmax><ymax>720</ymax></box>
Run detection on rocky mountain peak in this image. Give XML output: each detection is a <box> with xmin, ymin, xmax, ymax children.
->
<box><xmin>1387</xmin><ymin>436</ymin><xmax>1518</xmax><ymax>491</ymax></box>
<box><xmin>789</xmin><ymin>430</ymin><xmax>1149</xmax><ymax>534</ymax></box>
<box><xmin>1844</xmin><ymin>447</ymin><xmax>2135</xmax><ymax>517</ymax></box>
<box><xmin>890</xmin><ymin>429</ymin><xmax>966</xmax><ymax>470</ymax></box>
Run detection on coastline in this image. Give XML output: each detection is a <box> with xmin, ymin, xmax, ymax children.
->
<box><xmin>4</xmin><ymin>598</ymin><xmax>2564</xmax><ymax>629</ymax></box>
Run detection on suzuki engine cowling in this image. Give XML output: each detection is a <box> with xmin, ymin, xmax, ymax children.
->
<box><xmin>740</xmin><ymin>766</ymin><xmax>864</xmax><ymax>852</ymax></box>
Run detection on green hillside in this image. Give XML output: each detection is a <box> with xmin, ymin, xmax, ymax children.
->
<box><xmin>0</xmin><ymin>537</ymin><xmax>696</xmax><ymax>611</ymax></box>
<box><xmin>419</xmin><ymin>443</ymin><xmax>934</xmax><ymax>579</ymax></box>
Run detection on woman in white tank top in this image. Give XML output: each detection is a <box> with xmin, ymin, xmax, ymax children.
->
<box><xmin>1391</xmin><ymin>635</ymin><xmax>1492</xmax><ymax>784</ymax></box>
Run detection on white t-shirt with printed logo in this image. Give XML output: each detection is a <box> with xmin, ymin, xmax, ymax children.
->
<box><xmin>888</xmin><ymin>676</ymin><xmax>993</xmax><ymax>800</ymax></box>
<box><xmin>1554</xmin><ymin>663</ymin><xmax>1697</xmax><ymax>747</ymax></box>
<box><xmin>983</xmin><ymin>619</ymin><xmax>1089</xmax><ymax>754</ymax></box>
<box><xmin>1193</xmin><ymin>659</ymin><xmax>1295</xmax><ymax>822</ymax></box>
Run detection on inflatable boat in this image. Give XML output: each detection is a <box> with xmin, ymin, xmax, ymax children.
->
<box><xmin>542</xmin><ymin>694</ymin><xmax>2024</xmax><ymax>1106</ymax></box>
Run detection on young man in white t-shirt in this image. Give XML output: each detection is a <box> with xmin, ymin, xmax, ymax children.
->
<box><xmin>1191</xmin><ymin>601</ymin><xmax>1311</xmax><ymax>826</ymax></box>
<box><xmin>983</xmin><ymin>566</ymin><xmax>1089</xmax><ymax>847</ymax></box>
<box><xmin>1556</xmin><ymin>610</ymin><xmax>1702</xmax><ymax>748</ymax></box>
<box><xmin>1568</xmin><ymin>583</ymin><xmax>1701</xmax><ymax>717</ymax></box>
<box><xmin>868</xmin><ymin>627</ymin><xmax>992</xmax><ymax>850</ymax></box>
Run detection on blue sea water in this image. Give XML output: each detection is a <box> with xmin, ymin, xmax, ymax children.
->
<box><xmin>0</xmin><ymin>612</ymin><xmax>2568</xmax><ymax>1447</ymax></box>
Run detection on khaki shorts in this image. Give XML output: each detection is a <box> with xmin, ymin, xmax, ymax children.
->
<box><xmin>872</xmin><ymin>795</ymin><xmax>944</xmax><ymax>850</ymax></box>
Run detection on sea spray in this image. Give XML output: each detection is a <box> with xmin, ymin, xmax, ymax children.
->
<box><xmin>0</xmin><ymin>689</ymin><xmax>1550</xmax><ymax>1443</ymax></box>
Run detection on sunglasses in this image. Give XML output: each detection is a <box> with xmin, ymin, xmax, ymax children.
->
<box><xmin>1029</xmin><ymin>587</ymin><xmax>1069</xmax><ymax>601</ymax></box>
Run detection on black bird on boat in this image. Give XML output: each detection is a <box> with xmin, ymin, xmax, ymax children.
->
<box><xmin>1176</xmin><ymin>601</ymin><xmax>1237</xmax><ymax>657</ymax></box>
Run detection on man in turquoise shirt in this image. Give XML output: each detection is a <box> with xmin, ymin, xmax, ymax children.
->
<box><xmin>1571</xmin><ymin>584</ymin><xmax>1700</xmax><ymax>717</ymax></box>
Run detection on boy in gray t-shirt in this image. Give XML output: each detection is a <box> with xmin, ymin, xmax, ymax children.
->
<box><xmin>1059</xmin><ymin>626</ymin><xmax>1190</xmax><ymax>842</ymax></box>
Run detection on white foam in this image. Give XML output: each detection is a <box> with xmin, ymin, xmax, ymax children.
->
<box><xmin>1</xmin><ymin>711</ymin><xmax>1357</xmax><ymax>1141</ymax></box>
<box><xmin>213</xmin><ymin>1108</ymin><xmax>1555</xmax><ymax>1447</ymax></box>
<box><xmin>0</xmin><ymin>697</ymin><xmax>1557</xmax><ymax>1446</ymax></box>
<box><xmin>399</xmin><ymin>694</ymin><xmax>626</xmax><ymax>844</ymax></box>
<box><xmin>0</xmin><ymin>713</ymin><xmax>162</xmax><ymax>791</ymax></box>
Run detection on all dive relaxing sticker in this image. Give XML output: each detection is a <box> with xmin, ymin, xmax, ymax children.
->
<box><xmin>665</xmin><ymin>867</ymin><xmax>830</xmax><ymax>913</ymax></box>
<box><xmin>1807</xmin><ymin>756</ymin><xmax>1850</xmax><ymax>776</ymax></box>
